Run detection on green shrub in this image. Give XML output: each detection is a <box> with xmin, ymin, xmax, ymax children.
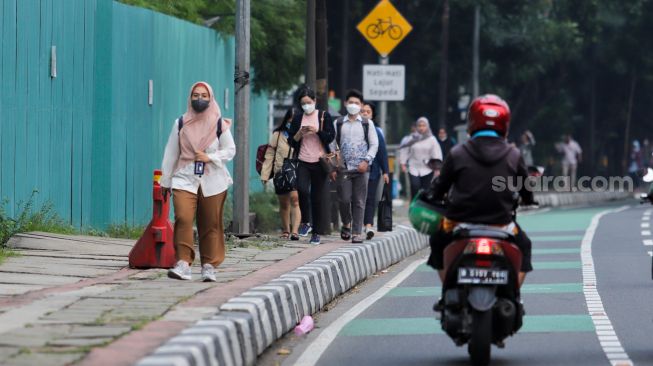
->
<box><xmin>250</xmin><ymin>191</ymin><xmax>279</xmax><ymax>233</ymax></box>
<box><xmin>106</xmin><ymin>222</ymin><xmax>145</xmax><ymax>239</ymax></box>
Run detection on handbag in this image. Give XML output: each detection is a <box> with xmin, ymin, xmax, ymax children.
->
<box><xmin>317</xmin><ymin>111</ymin><xmax>339</xmax><ymax>173</ymax></box>
<box><xmin>273</xmin><ymin>143</ymin><xmax>298</xmax><ymax>194</ymax></box>
<box><xmin>377</xmin><ymin>183</ymin><xmax>393</xmax><ymax>232</ymax></box>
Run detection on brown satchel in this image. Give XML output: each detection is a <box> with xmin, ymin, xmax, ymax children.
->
<box><xmin>317</xmin><ymin>111</ymin><xmax>339</xmax><ymax>173</ymax></box>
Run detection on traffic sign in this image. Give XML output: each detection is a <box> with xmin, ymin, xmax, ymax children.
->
<box><xmin>363</xmin><ymin>64</ymin><xmax>405</xmax><ymax>101</ymax></box>
<box><xmin>357</xmin><ymin>0</ymin><xmax>413</xmax><ymax>57</ymax></box>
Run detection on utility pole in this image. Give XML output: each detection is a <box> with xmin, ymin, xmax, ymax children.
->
<box><xmin>233</xmin><ymin>0</ymin><xmax>250</xmax><ymax>234</ymax></box>
<box><xmin>379</xmin><ymin>56</ymin><xmax>389</xmax><ymax>131</ymax></box>
<box><xmin>306</xmin><ymin>0</ymin><xmax>317</xmax><ymax>89</ymax></box>
<box><xmin>316</xmin><ymin>0</ymin><xmax>328</xmax><ymax>109</ymax></box>
<box><xmin>437</xmin><ymin>0</ymin><xmax>450</xmax><ymax>130</ymax></box>
<box><xmin>472</xmin><ymin>4</ymin><xmax>480</xmax><ymax>98</ymax></box>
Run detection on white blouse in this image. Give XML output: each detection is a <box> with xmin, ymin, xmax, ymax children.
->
<box><xmin>160</xmin><ymin>119</ymin><xmax>236</xmax><ymax>197</ymax></box>
<box><xmin>399</xmin><ymin>136</ymin><xmax>443</xmax><ymax>177</ymax></box>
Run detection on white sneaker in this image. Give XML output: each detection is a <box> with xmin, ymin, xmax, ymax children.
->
<box><xmin>168</xmin><ymin>260</ymin><xmax>192</xmax><ymax>280</ymax></box>
<box><xmin>201</xmin><ymin>263</ymin><xmax>217</xmax><ymax>282</ymax></box>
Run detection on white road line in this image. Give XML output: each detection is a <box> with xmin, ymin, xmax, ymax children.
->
<box><xmin>641</xmin><ymin>223</ymin><xmax>650</xmax><ymax>228</ymax></box>
<box><xmin>294</xmin><ymin>258</ymin><xmax>425</xmax><ymax>366</ymax></box>
<box><xmin>643</xmin><ymin>239</ymin><xmax>653</xmax><ymax>246</ymax></box>
<box><xmin>648</xmin><ymin>251</ymin><xmax>652</xmax><ymax>257</ymax></box>
<box><xmin>642</xmin><ymin>230</ymin><xmax>651</xmax><ymax>236</ymax></box>
<box><xmin>582</xmin><ymin>206</ymin><xmax>633</xmax><ymax>366</ymax></box>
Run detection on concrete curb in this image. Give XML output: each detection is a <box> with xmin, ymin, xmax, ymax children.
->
<box><xmin>136</xmin><ymin>226</ymin><xmax>429</xmax><ymax>366</ymax></box>
<box><xmin>534</xmin><ymin>191</ymin><xmax>631</xmax><ymax>207</ymax></box>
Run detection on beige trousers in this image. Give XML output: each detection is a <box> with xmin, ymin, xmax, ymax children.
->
<box><xmin>172</xmin><ymin>188</ymin><xmax>227</xmax><ymax>267</ymax></box>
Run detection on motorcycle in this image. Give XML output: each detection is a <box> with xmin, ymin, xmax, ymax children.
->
<box><xmin>433</xmin><ymin>198</ymin><xmax>528</xmax><ymax>366</ymax></box>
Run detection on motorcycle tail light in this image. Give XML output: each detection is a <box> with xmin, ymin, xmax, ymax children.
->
<box><xmin>464</xmin><ymin>238</ymin><xmax>504</xmax><ymax>256</ymax></box>
<box><xmin>475</xmin><ymin>260</ymin><xmax>492</xmax><ymax>267</ymax></box>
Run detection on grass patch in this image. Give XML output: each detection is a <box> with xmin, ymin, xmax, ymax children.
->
<box><xmin>105</xmin><ymin>222</ymin><xmax>145</xmax><ymax>240</ymax></box>
<box><xmin>0</xmin><ymin>247</ymin><xmax>20</xmax><ymax>264</ymax></box>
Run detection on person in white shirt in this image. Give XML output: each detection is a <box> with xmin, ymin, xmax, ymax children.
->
<box><xmin>160</xmin><ymin>81</ymin><xmax>236</xmax><ymax>282</ymax></box>
<box><xmin>399</xmin><ymin>117</ymin><xmax>443</xmax><ymax>199</ymax></box>
<box><xmin>555</xmin><ymin>134</ymin><xmax>582</xmax><ymax>188</ymax></box>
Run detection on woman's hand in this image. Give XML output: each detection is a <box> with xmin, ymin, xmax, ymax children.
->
<box><xmin>357</xmin><ymin>160</ymin><xmax>369</xmax><ymax>173</ymax></box>
<box><xmin>195</xmin><ymin>151</ymin><xmax>211</xmax><ymax>163</ymax></box>
<box><xmin>401</xmin><ymin>164</ymin><xmax>407</xmax><ymax>173</ymax></box>
<box><xmin>383</xmin><ymin>173</ymin><xmax>390</xmax><ymax>185</ymax></box>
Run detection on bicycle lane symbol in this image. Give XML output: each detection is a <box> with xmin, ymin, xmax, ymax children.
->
<box><xmin>365</xmin><ymin>17</ymin><xmax>404</xmax><ymax>40</ymax></box>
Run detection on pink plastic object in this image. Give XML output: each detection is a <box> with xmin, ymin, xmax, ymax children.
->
<box><xmin>294</xmin><ymin>315</ymin><xmax>315</xmax><ymax>336</ymax></box>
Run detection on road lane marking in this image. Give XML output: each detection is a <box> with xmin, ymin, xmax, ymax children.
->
<box><xmin>532</xmin><ymin>248</ymin><xmax>581</xmax><ymax>255</ymax></box>
<box><xmin>582</xmin><ymin>206</ymin><xmax>633</xmax><ymax>366</ymax></box>
<box><xmin>293</xmin><ymin>258</ymin><xmax>425</xmax><ymax>366</ymax></box>
<box><xmin>385</xmin><ymin>283</ymin><xmax>583</xmax><ymax>297</ymax></box>
<box><xmin>641</xmin><ymin>230</ymin><xmax>651</xmax><ymax>236</ymax></box>
<box><xmin>641</xmin><ymin>222</ymin><xmax>650</xmax><ymax>228</ymax></box>
<box><xmin>643</xmin><ymin>239</ymin><xmax>653</xmax><ymax>246</ymax></box>
<box><xmin>530</xmin><ymin>235</ymin><xmax>584</xmax><ymax>242</ymax></box>
<box><xmin>339</xmin><ymin>314</ymin><xmax>595</xmax><ymax>336</ymax></box>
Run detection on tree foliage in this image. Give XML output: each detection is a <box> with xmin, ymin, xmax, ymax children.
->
<box><xmin>120</xmin><ymin>0</ymin><xmax>305</xmax><ymax>93</ymax></box>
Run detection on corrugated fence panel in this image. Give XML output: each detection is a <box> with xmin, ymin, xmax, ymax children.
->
<box><xmin>2</xmin><ymin>0</ymin><xmax>268</xmax><ymax>228</ymax></box>
<box><xmin>1</xmin><ymin>0</ymin><xmax>18</xmax><ymax>216</ymax></box>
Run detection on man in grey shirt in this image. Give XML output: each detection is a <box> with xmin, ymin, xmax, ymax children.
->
<box><xmin>333</xmin><ymin>90</ymin><xmax>379</xmax><ymax>243</ymax></box>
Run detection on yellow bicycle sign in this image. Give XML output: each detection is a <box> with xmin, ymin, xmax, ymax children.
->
<box><xmin>366</xmin><ymin>17</ymin><xmax>403</xmax><ymax>40</ymax></box>
<box><xmin>357</xmin><ymin>0</ymin><xmax>413</xmax><ymax>57</ymax></box>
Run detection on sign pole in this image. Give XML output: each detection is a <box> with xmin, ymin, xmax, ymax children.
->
<box><xmin>378</xmin><ymin>56</ymin><xmax>389</xmax><ymax>131</ymax></box>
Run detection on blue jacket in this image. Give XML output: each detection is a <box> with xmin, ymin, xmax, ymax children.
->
<box><xmin>370</xmin><ymin>127</ymin><xmax>389</xmax><ymax>180</ymax></box>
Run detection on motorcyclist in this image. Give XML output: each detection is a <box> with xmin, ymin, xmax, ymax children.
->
<box><xmin>425</xmin><ymin>94</ymin><xmax>535</xmax><ymax>288</ymax></box>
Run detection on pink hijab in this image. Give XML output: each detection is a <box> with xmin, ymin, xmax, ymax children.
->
<box><xmin>175</xmin><ymin>81</ymin><xmax>231</xmax><ymax>173</ymax></box>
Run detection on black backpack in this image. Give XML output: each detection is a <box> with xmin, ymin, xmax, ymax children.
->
<box><xmin>178</xmin><ymin>115</ymin><xmax>223</xmax><ymax>138</ymax></box>
<box><xmin>335</xmin><ymin>116</ymin><xmax>370</xmax><ymax>148</ymax></box>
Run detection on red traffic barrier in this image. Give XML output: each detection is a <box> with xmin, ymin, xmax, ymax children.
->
<box><xmin>128</xmin><ymin>170</ymin><xmax>176</xmax><ymax>268</ymax></box>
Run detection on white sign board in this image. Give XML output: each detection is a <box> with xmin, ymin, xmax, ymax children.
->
<box><xmin>363</xmin><ymin>64</ymin><xmax>405</xmax><ymax>101</ymax></box>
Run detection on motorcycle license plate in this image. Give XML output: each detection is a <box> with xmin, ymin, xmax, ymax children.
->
<box><xmin>457</xmin><ymin>267</ymin><xmax>509</xmax><ymax>285</ymax></box>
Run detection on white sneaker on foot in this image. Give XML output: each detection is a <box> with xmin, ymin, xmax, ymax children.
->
<box><xmin>201</xmin><ymin>263</ymin><xmax>217</xmax><ymax>282</ymax></box>
<box><xmin>168</xmin><ymin>260</ymin><xmax>192</xmax><ymax>280</ymax></box>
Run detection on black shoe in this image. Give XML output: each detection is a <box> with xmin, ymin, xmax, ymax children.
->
<box><xmin>290</xmin><ymin>233</ymin><xmax>300</xmax><ymax>241</ymax></box>
<box><xmin>340</xmin><ymin>226</ymin><xmax>352</xmax><ymax>241</ymax></box>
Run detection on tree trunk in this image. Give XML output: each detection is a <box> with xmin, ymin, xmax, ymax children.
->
<box><xmin>437</xmin><ymin>0</ymin><xmax>450</xmax><ymax>130</ymax></box>
<box><xmin>622</xmin><ymin>72</ymin><xmax>637</xmax><ymax>175</ymax></box>
<box><xmin>315</xmin><ymin>0</ymin><xmax>328</xmax><ymax>110</ymax></box>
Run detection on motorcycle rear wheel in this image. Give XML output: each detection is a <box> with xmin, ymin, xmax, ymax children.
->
<box><xmin>468</xmin><ymin>309</ymin><xmax>492</xmax><ymax>366</ymax></box>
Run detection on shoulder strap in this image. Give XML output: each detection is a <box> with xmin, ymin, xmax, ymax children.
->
<box><xmin>362</xmin><ymin>118</ymin><xmax>370</xmax><ymax>148</ymax></box>
<box><xmin>177</xmin><ymin>115</ymin><xmax>184</xmax><ymax>132</ymax></box>
<box><xmin>336</xmin><ymin>117</ymin><xmax>344</xmax><ymax>147</ymax></box>
<box><xmin>217</xmin><ymin>117</ymin><xmax>223</xmax><ymax>139</ymax></box>
<box><xmin>271</xmin><ymin>132</ymin><xmax>282</xmax><ymax>168</ymax></box>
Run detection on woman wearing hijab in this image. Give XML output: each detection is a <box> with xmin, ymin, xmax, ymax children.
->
<box><xmin>261</xmin><ymin>108</ymin><xmax>301</xmax><ymax>241</ymax></box>
<box><xmin>161</xmin><ymin>81</ymin><xmax>236</xmax><ymax>281</ymax></box>
<box><xmin>399</xmin><ymin>117</ymin><xmax>443</xmax><ymax>200</ymax></box>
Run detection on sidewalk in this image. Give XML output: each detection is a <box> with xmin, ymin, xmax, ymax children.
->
<box><xmin>0</xmin><ymin>231</ymin><xmax>340</xmax><ymax>365</ymax></box>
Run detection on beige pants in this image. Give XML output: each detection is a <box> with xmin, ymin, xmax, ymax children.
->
<box><xmin>172</xmin><ymin>188</ymin><xmax>227</xmax><ymax>267</ymax></box>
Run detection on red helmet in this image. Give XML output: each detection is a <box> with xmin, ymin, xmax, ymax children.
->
<box><xmin>467</xmin><ymin>94</ymin><xmax>511</xmax><ymax>137</ymax></box>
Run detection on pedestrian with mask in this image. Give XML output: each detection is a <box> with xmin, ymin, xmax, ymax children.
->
<box><xmin>399</xmin><ymin>117</ymin><xmax>443</xmax><ymax>200</ymax></box>
<box><xmin>333</xmin><ymin>90</ymin><xmax>379</xmax><ymax>243</ymax></box>
<box><xmin>161</xmin><ymin>81</ymin><xmax>235</xmax><ymax>282</ymax></box>
<box><xmin>261</xmin><ymin>108</ymin><xmax>301</xmax><ymax>241</ymax></box>
<box><xmin>361</xmin><ymin>102</ymin><xmax>389</xmax><ymax>239</ymax></box>
<box><xmin>287</xmin><ymin>86</ymin><xmax>335</xmax><ymax>245</ymax></box>
<box><xmin>437</xmin><ymin>128</ymin><xmax>456</xmax><ymax>159</ymax></box>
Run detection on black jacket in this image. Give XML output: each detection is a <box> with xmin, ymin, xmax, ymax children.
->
<box><xmin>431</xmin><ymin>136</ymin><xmax>534</xmax><ymax>225</ymax></box>
<box><xmin>287</xmin><ymin>109</ymin><xmax>335</xmax><ymax>156</ymax></box>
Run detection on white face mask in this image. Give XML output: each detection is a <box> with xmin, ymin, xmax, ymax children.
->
<box><xmin>302</xmin><ymin>103</ymin><xmax>316</xmax><ymax>115</ymax></box>
<box><xmin>346</xmin><ymin>103</ymin><xmax>361</xmax><ymax>116</ymax></box>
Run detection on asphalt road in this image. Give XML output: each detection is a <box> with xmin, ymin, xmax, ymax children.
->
<box><xmin>261</xmin><ymin>201</ymin><xmax>653</xmax><ymax>366</ymax></box>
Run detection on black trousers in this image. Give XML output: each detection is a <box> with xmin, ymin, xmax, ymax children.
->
<box><xmin>363</xmin><ymin>177</ymin><xmax>380</xmax><ymax>226</ymax></box>
<box><xmin>427</xmin><ymin>222</ymin><xmax>533</xmax><ymax>272</ymax></box>
<box><xmin>297</xmin><ymin>161</ymin><xmax>327</xmax><ymax>235</ymax></box>
<box><xmin>409</xmin><ymin>173</ymin><xmax>433</xmax><ymax>200</ymax></box>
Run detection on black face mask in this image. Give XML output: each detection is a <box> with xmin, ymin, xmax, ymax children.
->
<box><xmin>191</xmin><ymin>99</ymin><xmax>210</xmax><ymax>113</ymax></box>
